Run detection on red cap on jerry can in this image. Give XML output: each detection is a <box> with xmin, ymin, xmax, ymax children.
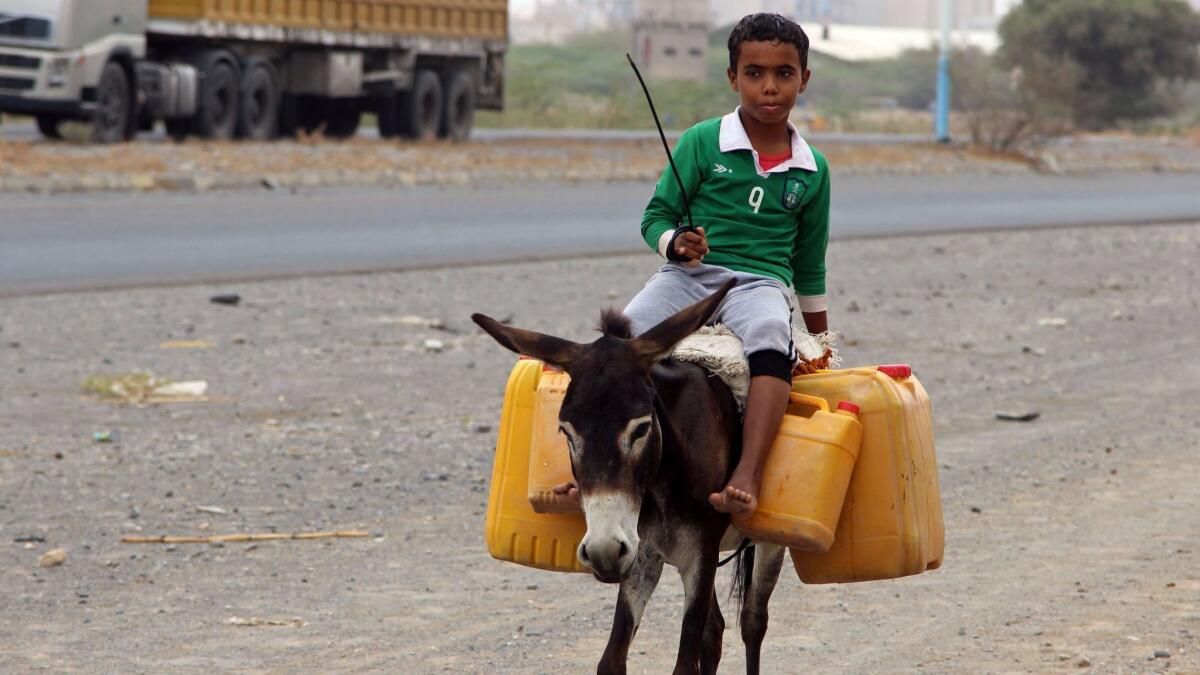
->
<box><xmin>877</xmin><ymin>364</ymin><xmax>912</xmax><ymax>379</ymax></box>
<box><xmin>836</xmin><ymin>401</ymin><xmax>860</xmax><ymax>415</ymax></box>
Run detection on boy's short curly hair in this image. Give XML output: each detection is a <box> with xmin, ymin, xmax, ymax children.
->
<box><xmin>727</xmin><ymin>13</ymin><xmax>810</xmax><ymax>71</ymax></box>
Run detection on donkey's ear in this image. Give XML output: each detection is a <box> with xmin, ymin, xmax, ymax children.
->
<box><xmin>632</xmin><ymin>278</ymin><xmax>735</xmax><ymax>366</ymax></box>
<box><xmin>472</xmin><ymin>313</ymin><xmax>583</xmax><ymax>370</ymax></box>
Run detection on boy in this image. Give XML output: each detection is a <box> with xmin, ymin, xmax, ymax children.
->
<box><xmin>624</xmin><ymin>13</ymin><xmax>830</xmax><ymax>520</ymax></box>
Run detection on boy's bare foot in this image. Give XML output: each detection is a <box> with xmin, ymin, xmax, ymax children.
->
<box><xmin>708</xmin><ymin>483</ymin><xmax>758</xmax><ymax>520</ymax></box>
<box><xmin>552</xmin><ymin>481</ymin><xmax>582</xmax><ymax>509</ymax></box>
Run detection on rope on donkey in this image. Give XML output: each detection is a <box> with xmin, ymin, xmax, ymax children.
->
<box><xmin>717</xmin><ymin>536</ymin><xmax>752</xmax><ymax>567</ymax></box>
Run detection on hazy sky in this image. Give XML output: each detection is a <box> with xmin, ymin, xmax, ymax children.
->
<box><xmin>511</xmin><ymin>0</ymin><xmax>536</xmax><ymax>19</ymax></box>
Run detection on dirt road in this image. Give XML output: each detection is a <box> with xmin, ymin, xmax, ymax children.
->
<box><xmin>1</xmin><ymin>221</ymin><xmax>1198</xmax><ymax>673</ymax></box>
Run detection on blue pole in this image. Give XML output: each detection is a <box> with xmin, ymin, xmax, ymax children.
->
<box><xmin>935</xmin><ymin>54</ymin><xmax>950</xmax><ymax>142</ymax></box>
<box><xmin>935</xmin><ymin>0</ymin><xmax>952</xmax><ymax>142</ymax></box>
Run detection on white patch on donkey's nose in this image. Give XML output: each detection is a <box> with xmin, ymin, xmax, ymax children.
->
<box><xmin>579</xmin><ymin>492</ymin><xmax>640</xmax><ymax>572</ymax></box>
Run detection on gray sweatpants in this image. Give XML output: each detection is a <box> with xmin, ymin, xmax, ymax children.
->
<box><xmin>624</xmin><ymin>262</ymin><xmax>796</xmax><ymax>365</ymax></box>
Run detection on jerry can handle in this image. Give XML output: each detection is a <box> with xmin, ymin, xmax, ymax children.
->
<box><xmin>788</xmin><ymin>392</ymin><xmax>830</xmax><ymax>412</ymax></box>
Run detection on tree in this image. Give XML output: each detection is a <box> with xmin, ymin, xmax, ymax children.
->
<box><xmin>952</xmin><ymin>47</ymin><xmax>1075</xmax><ymax>152</ymax></box>
<box><xmin>998</xmin><ymin>0</ymin><xmax>1200</xmax><ymax>130</ymax></box>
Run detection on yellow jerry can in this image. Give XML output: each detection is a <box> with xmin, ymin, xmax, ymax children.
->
<box><xmin>789</xmin><ymin>365</ymin><xmax>945</xmax><ymax>583</ymax></box>
<box><xmin>736</xmin><ymin>394</ymin><xmax>863</xmax><ymax>553</ymax></box>
<box><xmin>483</xmin><ymin>359</ymin><xmax>587</xmax><ymax>573</ymax></box>
<box><xmin>526</xmin><ymin>370</ymin><xmax>579</xmax><ymax>514</ymax></box>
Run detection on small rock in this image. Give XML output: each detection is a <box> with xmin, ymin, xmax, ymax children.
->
<box><xmin>970</xmin><ymin>506</ymin><xmax>982</xmax><ymax>514</ymax></box>
<box><xmin>1154</xmin><ymin>650</ymin><xmax>1171</xmax><ymax>659</ymax></box>
<box><xmin>423</xmin><ymin>339</ymin><xmax>445</xmax><ymax>352</ymax></box>
<box><xmin>209</xmin><ymin>293</ymin><xmax>241</xmax><ymax>306</ymax></box>
<box><xmin>1037</xmin><ymin>317</ymin><xmax>1069</xmax><ymax>328</ymax></box>
<box><xmin>196</xmin><ymin>505</ymin><xmax>228</xmax><ymax>515</ymax></box>
<box><xmin>1075</xmin><ymin>657</ymin><xmax>1090</xmax><ymax>668</ymax></box>
<box><xmin>957</xmin><ymin>627</ymin><xmax>966</xmax><ymax>636</ymax></box>
<box><xmin>422</xmin><ymin>472</ymin><xmax>450</xmax><ymax>482</ymax></box>
<box><xmin>38</xmin><ymin>548</ymin><xmax>66</xmax><ymax>568</ymax></box>
<box><xmin>526</xmin><ymin>584</ymin><xmax>539</xmax><ymax>590</ymax></box>
<box><xmin>261</xmin><ymin>177</ymin><xmax>280</xmax><ymax>190</ymax></box>
<box><xmin>995</xmin><ymin>411</ymin><xmax>1040</xmax><ymax>422</ymax></box>
<box><xmin>474</xmin><ymin>424</ymin><xmax>493</xmax><ymax>433</ymax></box>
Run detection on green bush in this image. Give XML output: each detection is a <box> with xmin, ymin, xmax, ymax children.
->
<box><xmin>999</xmin><ymin>0</ymin><xmax>1200</xmax><ymax>130</ymax></box>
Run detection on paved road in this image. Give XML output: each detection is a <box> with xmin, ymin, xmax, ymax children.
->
<box><xmin>2</xmin><ymin>172</ymin><xmax>1198</xmax><ymax>295</ymax></box>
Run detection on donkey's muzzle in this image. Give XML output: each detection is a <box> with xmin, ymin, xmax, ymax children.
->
<box><xmin>578</xmin><ymin>536</ymin><xmax>634</xmax><ymax>583</ymax></box>
<box><xmin>578</xmin><ymin>492</ymin><xmax>640</xmax><ymax>583</ymax></box>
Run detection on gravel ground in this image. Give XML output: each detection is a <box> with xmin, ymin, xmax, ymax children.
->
<box><xmin>1</xmin><ymin>221</ymin><xmax>1199</xmax><ymax>672</ymax></box>
<box><xmin>0</xmin><ymin>131</ymin><xmax>1198</xmax><ymax>195</ymax></box>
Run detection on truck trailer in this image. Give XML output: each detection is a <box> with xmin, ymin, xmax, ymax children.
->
<box><xmin>0</xmin><ymin>0</ymin><xmax>507</xmax><ymax>142</ymax></box>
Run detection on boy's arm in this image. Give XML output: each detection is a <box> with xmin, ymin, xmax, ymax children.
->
<box><xmin>641</xmin><ymin>128</ymin><xmax>704</xmax><ymax>255</ymax></box>
<box><xmin>801</xmin><ymin>310</ymin><xmax>828</xmax><ymax>335</ymax></box>
<box><xmin>791</xmin><ymin>155</ymin><xmax>831</xmax><ymax>332</ymax></box>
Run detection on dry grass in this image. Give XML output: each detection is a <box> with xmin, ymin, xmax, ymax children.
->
<box><xmin>81</xmin><ymin>372</ymin><xmax>170</xmax><ymax>402</ymax></box>
<box><xmin>0</xmin><ymin>136</ymin><xmax>1033</xmax><ymax>183</ymax></box>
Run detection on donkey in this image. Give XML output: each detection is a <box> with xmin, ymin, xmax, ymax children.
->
<box><xmin>473</xmin><ymin>280</ymin><xmax>788</xmax><ymax>675</ymax></box>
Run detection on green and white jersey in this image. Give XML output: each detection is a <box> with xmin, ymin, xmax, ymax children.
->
<box><xmin>641</xmin><ymin>110</ymin><xmax>831</xmax><ymax>309</ymax></box>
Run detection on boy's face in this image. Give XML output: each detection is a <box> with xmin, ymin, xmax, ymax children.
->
<box><xmin>727</xmin><ymin>40</ymin><xmax>811</xmax><ymax>127</ymax></box>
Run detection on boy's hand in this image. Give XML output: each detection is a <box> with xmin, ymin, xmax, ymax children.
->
<box><xmin>674</xmin><ymin>227</ymin><xmax>708</xmax><ymax>267</ymax></box>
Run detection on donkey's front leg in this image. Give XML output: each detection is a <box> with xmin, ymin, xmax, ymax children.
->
<box><xmin>597</xmin><ymin>547</ymin><xmax>664</xmax><ymax>675</ymax></box>
<box><xmin>673</xmin><ymin>536</ymin><xmax>721</xmax><ymax>675</ymax></box>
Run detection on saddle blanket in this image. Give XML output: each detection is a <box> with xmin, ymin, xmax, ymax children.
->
<box><xmin>671</xmin><ymin>325</ymin><xmax>840</xmax><ymax>412</ymax></box>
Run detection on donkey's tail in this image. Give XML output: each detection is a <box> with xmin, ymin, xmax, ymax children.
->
<box><xmin>727</xmin><ymin>540</ymin><xmax>755</xmax><ymax>616</ymax></box>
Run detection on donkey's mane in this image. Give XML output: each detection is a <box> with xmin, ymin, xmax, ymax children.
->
<box><xmin>597</xmin><ymin>308</ymin><xmax>634</xmax><ymax>339</ymax></box>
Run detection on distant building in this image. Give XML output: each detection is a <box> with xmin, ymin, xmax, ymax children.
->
<box><xmin>713</xmin><ymin>0</ymin><xmax>998</xmax><ymax>30</ymax></box>
<box><xmin>806</xmin><ymin>23</ymin><xmax>999</xmax><ymax>61</ymax></box>
<box><xmin>512</xmin><ymin>0</ymin><xmax>631</xmax><ymax>45</ymax></box>
<box><xmin>633</xmin><ymin>0</ymin><xmax>711</xmax><ymax>81</ymax></box>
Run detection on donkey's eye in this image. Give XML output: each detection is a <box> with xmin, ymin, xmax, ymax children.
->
<box><xmin>631</xmin><ymin>421</ymin><xmax>651</xmax><ymax>440</ymax></box>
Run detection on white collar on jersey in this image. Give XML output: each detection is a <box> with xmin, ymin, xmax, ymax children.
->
<box><xmin>718</xmin><ymin>107</ymin><xmax>818</xmax><ymax>176</ymax></box>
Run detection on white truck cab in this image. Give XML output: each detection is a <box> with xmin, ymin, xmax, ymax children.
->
<box><xmin>0</xmin><ymin>1</ymin><xmax>146</xmax><ymax>139</ymax></box>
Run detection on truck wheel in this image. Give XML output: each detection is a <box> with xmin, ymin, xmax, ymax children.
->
<box><xmin>193</xmin><ymin>53</ymin><xmax>240</xmax><ymax>140</ymax></box>
<box><xmin>440</xmin><ymin>71</ymin><xmax>476</xmax><ymax>142</ymax></box>
<box><xmin>36</xmin><ymin>115</ymin><xmax>62</xmax><ymax>140</ymax></box>
<box><xmin>375</xmin><ymin>95</ymin><xmax>399</xmax><ymax>139</ymax></box>
<box><xmin>91</xmin><ymin>62</ymin><xmax>131</xmax><ymax>143</ymax></box>
<box><xmin>322</xmin><ymin>100</ymin><xmax>360</xmax><ymax>139</ymax></box>
<box><xmin>399</xmin><ymin>69</ymin><xmax>442</xmax><ymax>141</ymax></box>
<box><xmin>238</xmin><ymin>57</ymin><xmax>280</xmax><ymax>140</ymax></box>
